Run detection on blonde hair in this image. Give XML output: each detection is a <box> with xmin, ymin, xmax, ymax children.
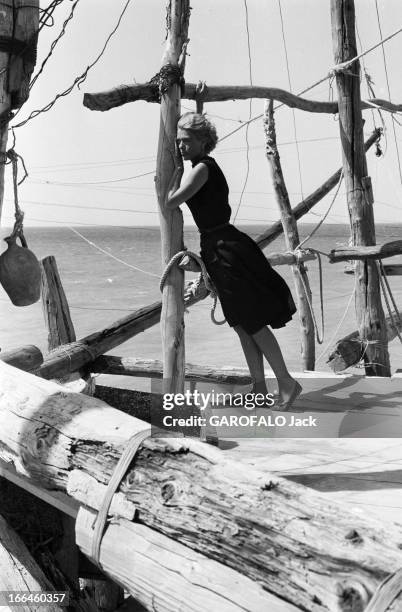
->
<box><xmin>177</xmin><ymin>112</ymin><xmax>218</xmax><ymax>154</ymax></box>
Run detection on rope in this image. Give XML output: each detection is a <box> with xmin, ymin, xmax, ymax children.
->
<box><xmin>160</xmin><ymin>250</ymin><xmax>226</xmax><ymax>325</ymax></box>
<box><xmin>294</xmin><ymin>249</ymin><xmax>325</xmax><ymax>344</ymax></box>
<box><xmin>277</xmin><ymin>0</ymin><xmax>304</xmax><ymax>200</ymax></box>
<box><xmin>69</xmin><ymin>227</ymin><xmax>160</xmax><ymax>279</ymax></box>
<box><xmin>364</xmin><ymin>568</ymin><xmax>402</xmax><ymax>612</ymax></box>
<box><xmin>378</xmin><ymin>261</ymin><xmax>402</xmax><ymax>345</ymax></box>
<box><xmin>316</xmin><ymin>286</ymin><xmax>355</xmax><ymax>364</ymax></box>
<box><xmin>232</xmin><ymin>0</ymin><xmax>253</xmax><ymax>223</ymax></box>
<box><xmin>374</xmin><ymin>0</ymin><xmax>402</xmax><ymax>185</ymax></box>
<box><xmin>6</xmin><ymin>148</ymin><xmax>28</xmax><ymax>246</ymax></box>
<box><xmin>91</xmin><ymin>428</ymin><xmax>151</xmax><ymax>568</ymax></box>
<box><xmin>219</xmin><ymin>25</ymin><xmax>402</xmax><ymax>145</ymax></box>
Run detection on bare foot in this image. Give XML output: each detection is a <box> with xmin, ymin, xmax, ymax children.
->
<box><xmin>276</xmin><ymin>379</ymin><xmax>302</xmax><ymax>411</ymax></box>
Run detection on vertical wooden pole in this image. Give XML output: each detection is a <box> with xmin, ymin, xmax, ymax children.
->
<box><xmin>330</xmin><ymin>0</ymin><xmax>390</xmax><ymax>376</ymax></box>
<box><xmin>264</xmin><ymin>100</ymin><xmax>315</xmax><ymax>370</ymax></box>
<box><xmin>155</xmin><ymin>0</ymin><xmax>190</xmax><ymax>394</ymax></box>
<box><xmin>0</xmin><ymin>0</ymin><xmax>39</xmax><ymax>225</ymax></box>
<box><xmin>40</xmin><ymin>256</ymin><xmax>76</xmax><ymax>350</ymax></box>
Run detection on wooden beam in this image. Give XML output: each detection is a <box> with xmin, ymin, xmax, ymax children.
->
<box><xmin>2</xmin><ymin>360</ymin><xmax>402</xmax><ymax>612</ymax></box>
<box><xmin>156</xmin><ymin>0</ymin><xmax>190</xmax><ymax>394</ymax></box>
<box><xmin>83</xmin><ymin>82</ymin><xmax>402</xmax><ymax>115</ymax></box>
<box><xmin>330</xmin><ymin>0</ymin><xmax>390</xmax><ymax>376</ymax></box>
<box><xmin>329</xmin><ymin>240</ymin><xmax>402</xmax><ymax>263</ymax></box>
<box><xmin>0</xmin><ymin>345</ymin><xmax>43</xmax><ymax>371</ymax></box>
<box><xmin>328</xmin><ymin>310</ymin><xmax>402</xmax><ymax>372</ymax></box>
<box><xmin>264</xmin><ymin>100</ymin><xmax>315</xmax><ymax>369</ymax></box>
<box><xmin>91</xmin><ymin>356</ymin><xmax>253</xmax><ymax>384</ymax></box>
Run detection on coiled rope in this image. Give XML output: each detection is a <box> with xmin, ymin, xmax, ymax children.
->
<box><xmin>160</xmin><ymin>250</ymin><xmax>226</xmax><ymax>325</ymax></box>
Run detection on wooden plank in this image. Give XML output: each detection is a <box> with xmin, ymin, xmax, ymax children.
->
<box><xmin>83</xmin><ymin>82</ymin><xmax>402</xmax><ymax>115</ymax></box>
<box><xmin>329</xmin><ymin>241</ymin><xmax>402</xmax><ymax>263</ymax></box>
<box><xmin>330</xmin><ymin>0</ymin><xmax>390</xmax><ymax>376</ymax></box>
<box><xmin>264</xmin><ymin>100</ymin><xmax>315</xmax><ymax>369</ymax></box>
<box><xmin>0</xmin><ymin>345</ymin><xmax>43</xmax><ymax>371</ymax></box>
<box><xmin>2</xmin><ymin>361</ymin><xmax>402</xmax><ymax>611</ymax></box>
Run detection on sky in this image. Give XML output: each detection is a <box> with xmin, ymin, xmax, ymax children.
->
<box><xmin>1</xmin><ymin>0</ymin><xmax>402</xmax><ymax>229</ymax></box>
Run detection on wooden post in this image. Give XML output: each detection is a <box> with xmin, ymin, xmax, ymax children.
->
<box><xmin>40</xmin><ymin>256</ymin><xmax>76</xmax><ymax>350</ymax></box>
<box><xmin>0</xmin><ymin>0</ymin><xmax>39</xmax><ymax>224</ymax></box>
<box><xmin>330</xmin><ymin>0</ymin><xmax>390</xmax><ymax>376</ymax></box>
<box><xmin>155</xmin><ymin>0</ymin><xmax>190</xmax><ymax>394</ymax></box>
<box><xmin>264</xmin><ymin>100</ymin><xmax>315</xmax><ymax>370</ymax></box>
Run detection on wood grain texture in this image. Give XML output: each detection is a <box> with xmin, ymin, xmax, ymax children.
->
<box><xmin>2</xmin><ymin>362</ymin><xmax>402</xmax><ymax>611</ymax></box>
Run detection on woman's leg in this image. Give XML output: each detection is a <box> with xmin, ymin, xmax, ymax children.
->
<box><xmin>251</xmin><ymin>326</ymin><xmax>301</xmax><ymax>406</ymax></box>
<box><xmin>234</xmin><ymin>325</ymin><xmax>268</xmax><ymax>395</ymax></box>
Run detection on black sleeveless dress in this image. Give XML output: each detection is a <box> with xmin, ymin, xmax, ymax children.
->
<box><xmin>186</xmin><ymin>156</ymin><xmax>296</xmax><ymax>335</ymax></box>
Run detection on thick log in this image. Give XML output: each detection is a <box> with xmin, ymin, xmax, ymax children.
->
<box><xmin>256</xmin><ymin>128</ymin><xmax>381</xmax><ymax>250</ymax></box>
<box><xmin>40</xmin><ymin>256</ymin><xmax>76</xmax><ymax>351</ymax></box>
<box><xmin>91</xmin><ymin>357</ymin><xmax>253</xmax><ymax>385</ymax></box>
<box><xmin>264</xmin><ymin>100</ymin><xmax>315</xmax><ymax>369</ymax></box>
<box><xmin>0</xmin><ymin>513</ymin><xmax>63</xmax><ymax>611</ymax></box>
<box><xmin>0</xmin><ymin>344</ymin><xmax>43</xmax><ymax>371</ymax></box>
<box><xmin>329</xmin><ymin>240</ymin><xmax>402</xmax><ymax>263</ymax></box>
<box><xmin>330</xmin><ymin>0</ymin><xmax>390</xmax><ymax>376</ymax></box>
<box><xmin>156</xmin><ymin>0</ymin><xmax>190</xmax><ymax>394</ymax></box>
<box><xmin>2</xmin><ymin>361</ymin><xmax>402</xmax><ymax>611</ymax></box>
<box><xmin>76</xmin><ymin>507</ymin><xmax>298</xmax><ymax>612</ymax></box>
<box><xmin>328</xmin><ymin>310</ymin><xmax>402</xmax><ymax>372</ymax></box>
<box><xmin>83</xmin><ymin>82</ymin><xmax>402</xmax><ymax>115</ymax></box>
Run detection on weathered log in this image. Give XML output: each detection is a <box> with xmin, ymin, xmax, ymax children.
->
<box><xmin>40</xmin><ymin>256</ymin><xmax>76</xmax><ymax>351</ymax></box>
<box><xmin>330</xmin><ymin>0</ymin><xmax>390</xmax><ymax>376</ymax></box>
<box><xmin>0</xmin><ymin>344</ymin><xmax>43</xmax><ymax>371</ymax></box>
<box><xmin>328</xmin><ymin>310</ymin><xmax>402</xmax><ymax>372</ymax></box>
<box><xmin>2</xmin><ymin>361</ymin><xmax>402</xmax><ymax>612</ymax></box>
<box><xmin>264</xmin><ymin>100</ymin><xmax>315</xmax><ymax>369</ymax></box>
<box><xmin>90</xmin><ymin>356</ymin><xmax>253</xmax><ymax>385</ymax></box>
<box><xmin>156</xmin><ymin>0</ymin><xmax>190</xmax><ymax>394</ymax></box>
<box><xmin>329</xmin><ymin>240</ymin><xmax>402</xmax><ymax>263</ymax></box>
<box><xmin>83</xmin><ymin>82</ymin><xmax>402</xmax><ymax>115</ymax></box>
<box><xmin>0</xmin><ymin>514</ymin><xmax>63</xmax><ymax>612</ymax></box>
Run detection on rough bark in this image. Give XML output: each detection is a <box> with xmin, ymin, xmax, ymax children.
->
<box><xmin>83</xmin><ymin>82</ymin><xmax>402</xmax><ymax>115</ymax></box>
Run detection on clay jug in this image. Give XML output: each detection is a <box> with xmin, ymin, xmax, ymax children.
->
<box><xmin>0</xmin><ymin>235</ymin><xmax>41</xmax><ymax>306</ymax></box>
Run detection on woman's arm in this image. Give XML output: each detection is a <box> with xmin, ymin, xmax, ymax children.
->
<box><xmin>165</xmin><ymin>163</ymin><xmax>208</xmax><ymax>210</ymax></box>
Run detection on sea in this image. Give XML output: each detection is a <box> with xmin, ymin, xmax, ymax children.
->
<box><xmin>1</xmin><ymin>223</ymin><xmax>402</xmax><ymax>388</ymax></box>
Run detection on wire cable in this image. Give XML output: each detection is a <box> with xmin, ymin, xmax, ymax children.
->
<box><xmin>277</xmin><ymin>0</ymin><xmax>304</xmax><ymax>199</ymax></box>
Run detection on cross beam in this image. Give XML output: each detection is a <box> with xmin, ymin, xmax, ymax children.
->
<box><xmin>83</xmin><ymin>82</ymin><xmax>402</xmax><ymax>115</ymax></box>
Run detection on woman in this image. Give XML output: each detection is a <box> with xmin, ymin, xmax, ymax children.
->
<box><xmin>166</xmin><ymin>112</ymin><xmax>301</xmax><ymax>410</ymax></box>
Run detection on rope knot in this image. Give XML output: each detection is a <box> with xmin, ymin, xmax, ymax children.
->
<box><xmin>148</xmin><ymin>64</ymin><xmax>185</xmax><ymax>103</ymax></box>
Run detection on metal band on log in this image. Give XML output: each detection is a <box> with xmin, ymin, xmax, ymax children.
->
<box><xmin>2</xmin><ymin>361</ymin><xmax>402</xmax><ymax>611</ymax></box>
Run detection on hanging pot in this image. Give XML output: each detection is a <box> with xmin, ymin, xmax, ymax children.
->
<box><xmin>0</xmin><ymin>235</ymin><xmax>42</xmax><ymax>306</ymax></box>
